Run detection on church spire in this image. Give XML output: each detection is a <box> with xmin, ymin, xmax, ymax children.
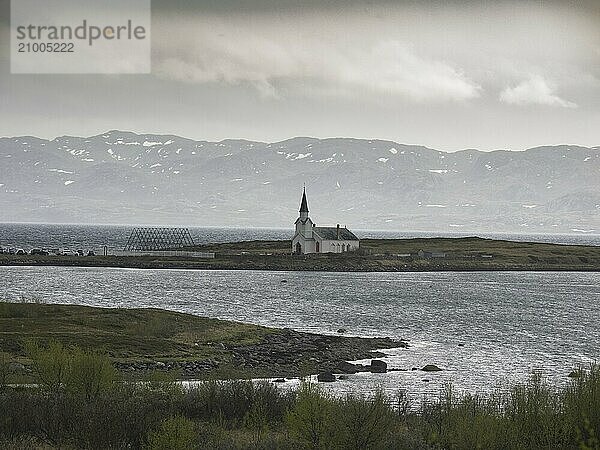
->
<box><xmin>299</xmin><ymin>187</ymin><xmax>309</xmax><ymax>213</ymax></box>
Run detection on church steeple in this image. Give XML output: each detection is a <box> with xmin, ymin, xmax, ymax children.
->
<box><xmin>299</xmin><ymin>187</ymin><xmax>309</xmax><ymax>214</ymax></box>
<box><xmin>296</xmin><ymin>187</ymin><xmax>312</xmax><ymax>235</ymax></box>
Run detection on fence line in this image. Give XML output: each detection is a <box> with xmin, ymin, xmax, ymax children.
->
<box><xmin>104</xmin><ymin>250</ymin><xmax>215</xmax><ymax>259</ymax></box>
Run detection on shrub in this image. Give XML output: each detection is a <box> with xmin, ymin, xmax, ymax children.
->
<box><xmin>24</xmin><ymin>340</ymin><xmax>70</xmax><ymax>392</ymax></box>
<box><xmin>245</xmin><ymin>400</ymin><xmax>269</xmax><ymax>444</ymax></box>
<box><xmin>25</xmin><ymin>340</ymin><xmax>118</xmax><ymax>399</ymax></box>
<box><xmin>182</xmin><ymin>380</ymin><xmax>293</xmax><ymax>425</ymax></box>
<box><xmin>1</xmin><ymin>364</ymin><xmax>600</xmax><ymax>449</ymax></box>
<box><xmin>0</xmin><ymin>352</ymin><xmax>9</xmax><ymax>389</ymax></box>
<box><xmin>335</xmin><ymin>389</ymin><xmax>397</xmax><ymax>450</ymax></box>
<box><xmin>146</xmin><ymin>416</ymin><xmax>198</xmax><ymax>450</ymax></box>
<box><xmin>286</xmin><ymin>382</ymin><xmax>334</xmax><ymax>450</ymax></box>
<box><xmin>66</xmin><ymin>347</ymin><xmax>118</xmax><ymax>400</ymax></box>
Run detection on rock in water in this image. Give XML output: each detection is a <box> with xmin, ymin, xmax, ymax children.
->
<box><xmin>317</xmin><ymin>371</ymin><xmax>336</xmax><ymax>382</ymax></box>
<box><xmin>370</xmin><ymin>359</ymin><xmax>388</xmax><ymax>373</ymax></box>
<box><xmin>421</xmin><ymin>364</ymin><xmax>443</xmax><ymax>372</ymax></box>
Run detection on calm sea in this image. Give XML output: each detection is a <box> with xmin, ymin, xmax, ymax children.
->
<box><xmin>1</xmin><ymin>266</ymin><xmax>599</xmax><ymax>399</ymax></box>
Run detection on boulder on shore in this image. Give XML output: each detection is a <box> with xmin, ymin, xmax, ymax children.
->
<box><xmin>421</xmin><ymin>364</ymin><xmax>443</xmax><ymax>372</ymax></box>
<box><xmin>370</xmin><ymin>359</ymin><xmax>388</xmax><ymax>373</ymax></box>
<box><xmin>317</xmin><ymin>371</ymin><xmax>336</xmax><ymax>382</ymax></box>
<box><xmin>335</xmin><ymin>361</ymin><xmax>360</xmax><ymax>374</ymax></box>
<box><xmin>8</xmin><ymin>362</ymin><xmax>26</xmax><ymax>372</ymax></box>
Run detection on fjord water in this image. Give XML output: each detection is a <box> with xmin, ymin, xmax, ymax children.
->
<box><xmin>1</xmin><ymin>266</ymin><xmax>598</xmax><ymax>399</ymax></box>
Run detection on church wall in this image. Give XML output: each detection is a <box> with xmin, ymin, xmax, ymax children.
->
<box><xmin>295</xmin><ymin>219</ymin><xmax>314</xmax><ymax>238</ymax></box>
<box><xmin>291</xmin><ymin>234</ymin><xmax>316</xmax><ymax>254</ymax></box>
<box><xmin>319</xmin><ymin>239</ymin><xmax>360</xmax><ymax>254</ymax></box>
<box><xmin>292</xmin><ymin>234</ymin><xmax>359</xmax><ymax>254</ymax></box>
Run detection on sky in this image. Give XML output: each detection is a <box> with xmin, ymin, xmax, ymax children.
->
<box><xmin>0</xmin><ymin>0</ymin><xmax>599</xmax><ymax>151</ymax></box>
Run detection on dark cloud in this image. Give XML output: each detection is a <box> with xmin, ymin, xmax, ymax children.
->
<box><xmin>0</xmin><ymin>0</ymin><xmax>598</xmax><ymax>150</ymax></box>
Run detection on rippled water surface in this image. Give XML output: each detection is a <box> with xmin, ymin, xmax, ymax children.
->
<box><xmin>2</xmin><ymin>266</ymin><xmax>599</xmax><ymax>399</ymax></box>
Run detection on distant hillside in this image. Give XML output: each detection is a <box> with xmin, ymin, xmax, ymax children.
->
<box><xmin>0</xmin><ymin>131</ymin><xmax>598</xmax><ymax>233</ymax></box>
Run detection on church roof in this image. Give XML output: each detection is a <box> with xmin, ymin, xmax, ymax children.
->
<box><xmin>299</xmin><ymin>188</ymin><xmax>309</xmax><ymax>213</ymax></box>
<box><xmin>313</xmin><ymin>227</ymin><xmax>359</xmax><ymax>241</ymax></box>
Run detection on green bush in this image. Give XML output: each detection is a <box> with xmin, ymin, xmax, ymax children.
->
<box><xmin>182</xmin><ymin>380</ymin><xmax>293</xmax><ymax>425</ymax></box>
<box><xmin>25</xmin><ymin>340</ymin><xmax>118</xmax><ymax>399</ymax></box>
<box><xmin>0</xmin><ymin>352</ymin><xmax>9</xmax><ymax>389</ymax></box>
<box><xmin>335</xmin><ymin>389</ymin><xmax>398</xmax><ymax>450</ymax></box>
<box><xmin>147</xmin><ymin>416</ymin><xmax>198</xmax><ymax>450</ymax></box>
<box><xmin>1</xmin><ymin>365</ymin><xmax>600</xmax><ymax>449</ymax></box>
<box><xmin>66</xmin><ymin>347</ymin><xmax>118</xmax><ymax>400</ymax></box>
<box><xmin>286</xmin><ymin>382</ymin><xmax>335</xmax><ymax>450</ymax></box>
<box><xmin>24</xmin><ymin>340</ymin><xmax>71</xmax><ymax>392</ymax></box>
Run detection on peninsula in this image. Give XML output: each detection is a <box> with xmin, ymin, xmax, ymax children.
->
<box><xmin>1</xmin><ymin>237</ymin><xmax>599</xmax><ymax>272</ymax></box>
<box><xmin>0</xmin><ymin>302</ymin><xmax>405</xmax><ymax>381</ymax></box>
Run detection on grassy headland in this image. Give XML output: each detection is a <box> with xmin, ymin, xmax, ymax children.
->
<box><xmin>1</xmin><ymin>237</ymin><xmax>599</xmax><ymax>271</ymax></box>
<box><xmin>0</xmin><ymin>302</ymin><xmax>404</xmax><ymax>381</ymax></box>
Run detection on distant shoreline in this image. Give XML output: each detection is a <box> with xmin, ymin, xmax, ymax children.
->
<box><xmin>1</xmin><ymin>237</ymin><xmax>599</xmax><ymax>272</ymax></box>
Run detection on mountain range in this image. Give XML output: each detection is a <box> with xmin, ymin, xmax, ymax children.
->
<box><xmin>0</xmin><ymin>130</ymin><xmax>598</xmax><ymax>233</ymax></box>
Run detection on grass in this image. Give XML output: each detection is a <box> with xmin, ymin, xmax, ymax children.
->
<box><xmin>2</xmin><ymin>237</ymin><xmax>598</xmax><ymax>271</ymax></box>
<box><xmin>190</xmin><ymin>237</ymin><xmax>600</xmax><ymax>271</ymax></box>
<box><xmin>0</xmin><ymin>301</ymin><xmax>275</xmax><ymax>379</ymax></box>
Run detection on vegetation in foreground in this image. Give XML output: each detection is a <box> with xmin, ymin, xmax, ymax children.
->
<box><xmin>1</xmin><ymin>340</ymin><xmax>599</xmax><ymax>449</ymax></box>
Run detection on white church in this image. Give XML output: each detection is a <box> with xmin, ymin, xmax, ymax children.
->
<box><xmin>291</xmin><ymin>188</ymin><xmax>360</xmax><ymax>254</ymax></box>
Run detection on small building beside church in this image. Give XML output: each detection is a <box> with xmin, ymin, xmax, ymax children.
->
<box><xmin>291</xmin><ymin>188</ymin><xmax>360</xmax><ymax>254</ymax></box>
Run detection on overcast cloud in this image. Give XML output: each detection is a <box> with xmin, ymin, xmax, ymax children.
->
<box><xmin>0</xmin><ymin>0</ymin><xmax>599</xmax><ymax>151</ymax></box>
<box><xmin>499</xmin><ymin>75</ymin><xmax>577</xmax><ymax>108</ymax></box>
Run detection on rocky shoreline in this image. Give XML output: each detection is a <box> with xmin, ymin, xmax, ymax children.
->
<box><xmin>2</xmin><ymin>302</ymin><xmax>412</xmax><ymax>383</ymax></box>
<box><xmin>113</xmin><ymin>329</ymin><xmax>408</xmax><ymax>380</ymax></box>
<box><xmin>2</xmin><ymin>253</ymin><xmax>599</xmax><ymax>272</ymax></box>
